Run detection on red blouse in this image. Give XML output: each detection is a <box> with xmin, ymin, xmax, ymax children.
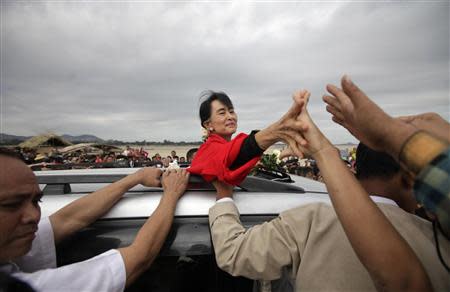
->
<box><xmin>188</xmin><ymin>133</ymin><xmax>261</xmax><ymax>185</ymax></box>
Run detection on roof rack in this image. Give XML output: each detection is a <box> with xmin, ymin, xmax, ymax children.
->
<box><xmin>35</xmin><ymin>172</ymin><xmax>305</xmax><ymax>195</ymax></box>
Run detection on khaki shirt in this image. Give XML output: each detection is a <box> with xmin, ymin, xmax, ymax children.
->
<box><xmin>209</xmin><ymin>201</ymin><xmax>449</xmax><ymax>291</ymax></box>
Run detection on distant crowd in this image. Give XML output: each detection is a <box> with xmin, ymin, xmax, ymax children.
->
<box><xmin>14</xmin><ymin>146</ymin><xmax>200</xmax><ymax>170</ymax></box>
<box><xmin>281</xmin><ymin>148</ymin><xmax>356</xmax><ymax>182</ymax></box>
<box><xmin>10</xmin><ymin>145</ymin><xmax>356</xmax><ymax>182</ymax></box>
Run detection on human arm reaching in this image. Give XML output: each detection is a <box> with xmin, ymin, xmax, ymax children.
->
<box><xmin>118</xmin><ymin>169</ymin><xmax>189</xmax><ymax>286</ymax></box>
<box><xmin>323</xmin><ymin>76</ymin><xmax>448</xmax><ymax>172</ymax></box>
<box><xmin>283</xmin><ymin>90</ymin><xmax>432</xmax><ymax>292</ymax></box>
<box><xmin>209</xmin><ymin>180</ymin><xmax>301</xmax><ymax>280</ymax></box>
<box><xmin>49</xmin><ymin>167</ymin><xmax>162</xmax><ymax>244</ymax></box>
<box><xmin>189</xmin><ymin>91</ymin><xmax>309</xmax><ymax>185</ymax></box>
<box><xmin>323</xmin><ymin>76</ymin><xmax>449</xmax><ymax>233</ymax></box>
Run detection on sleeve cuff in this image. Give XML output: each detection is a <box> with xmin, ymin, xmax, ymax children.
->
<box><xmin>216</xmin><ymin>197</ymin><xmax>234</xmax><ymax>204</ymax></box>
<box><xmin>249</xmin><ymin>130</ymin><xmax>264</xmax><ymax>154</ymax></box>
<box><xmin>107</xmin><ymin>250</ymin><xmax>127</xmax><ymax>292</ymax></box>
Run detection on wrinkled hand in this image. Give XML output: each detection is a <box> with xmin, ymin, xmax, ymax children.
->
<box><xmin>280</xmin><ymin>90</ymin><xmax>334</xmax><ymax>160</ymax></box>
<box><xmin>212</xmin><ymin>180</ymin><xmax>234</xmax><ymax>200</ymax></box>
<box><xmin>162</xmin><ymin>169</ymin><xmax>190</xmax><ymax>200</ymax></box>
<box><xmin>398</xmin><ymin>112</ymin><xmax>450</xmax><ymax>143</ymax></box>
<box><xmin>137</xmin><ymin>167</ymin><xmax>163</xmax><ymax>187</ymax></box>
<box><xmin>279</xmin><ymin>146</ymin><xmax>297</xmax><ymax>160</ymax></box>
<box><xmin>260</xmin><ymin>90</ymin><xmax>310</xmax><ymax>149</ymax></box>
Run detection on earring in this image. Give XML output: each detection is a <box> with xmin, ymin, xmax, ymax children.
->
<box><xmin>209</xmin><ymin>128</ymin><xmax>214</xmax><ymax>132</ymax></box>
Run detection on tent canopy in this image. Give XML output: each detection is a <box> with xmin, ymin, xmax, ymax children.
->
<box><xmin>60</xmin><ymin>143</ymin><xmax>122</xmax><ymax>155</ymax></box>
<box><xmin>19</xmin><ymin>133</ymin><xmax>72</xmax><ymax>149</ymax></box>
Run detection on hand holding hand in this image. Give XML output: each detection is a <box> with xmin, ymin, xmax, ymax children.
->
<box><xmin>162</xmin><ymin>169</ymin><xmax>190</xmax><ymax>201</ymax></box>
<box><xmin>137</xmin><ymin>167</ymin><xmax>163</xmax><ymax>187</ymax></box>
<box><xmin>281</xmin><ymin>90</ymin><xmax>334</xmax><ymax>160</ymax></box>
<box><xmin>255</xmin><ymin>90</ymin><xmax>310</xmax><ymax>150</ymax></box>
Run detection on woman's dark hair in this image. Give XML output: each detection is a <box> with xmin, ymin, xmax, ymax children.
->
<box><xmin>199</xmin><ymin>91</ymin><xmax>234</xmax><ymax>128</ymax></box>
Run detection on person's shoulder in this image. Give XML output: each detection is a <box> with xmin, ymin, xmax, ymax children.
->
<box><xmin>280</xmin><ymin>202</ymin><xmax>336</xmax><ymax>221</ymax></box>
<box><xmin>378</xmin><ymin>204</ymin><xmax>431</xmax><ymax>227</ymax></box>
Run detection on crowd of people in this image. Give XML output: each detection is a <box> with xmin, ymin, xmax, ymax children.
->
<box><xmin>0</xmin><ymin>75</ymin><xmax>448</xmax><ymax>292</ymax></box>
<box><xmin>11</xmin><ymin>141</ymin><xmax>356</xmax><ymax>182</ymax></box>
<box><xmin>92</xmin><ymin>147</ymin><xmax>195</xmax><ymax>168</ymax></box>
<box><xmin>12</xmin><ymin>146</ymin><xmax>200</xmax><ymax>171</ymax></box>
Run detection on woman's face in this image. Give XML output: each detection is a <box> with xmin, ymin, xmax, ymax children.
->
<box><xmin>205</xmin><ymin>100</ymin><xmax>238</xmax><ymax>140</ymax></box>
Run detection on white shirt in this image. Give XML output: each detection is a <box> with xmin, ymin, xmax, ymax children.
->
<box><xmin>0</xmin><ymin>217</ymin><xmax>126</xmax><ymax>292</ymax></box>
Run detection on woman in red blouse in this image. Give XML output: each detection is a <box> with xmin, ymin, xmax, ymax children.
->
<box><xmin>188</xmin><ymin>90</ymin><xmax>309</xmax><ymax>186</ymax></box>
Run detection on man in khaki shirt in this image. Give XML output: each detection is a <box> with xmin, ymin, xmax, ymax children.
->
<box><xmin>210</xmin><ymin>199</ymin><xmax>449</xmax><ymax>291</ymax></box>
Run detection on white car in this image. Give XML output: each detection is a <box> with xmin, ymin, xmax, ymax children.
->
<box><xmin>36</xmin><ymin>168</ymin><xmax>329</xmax><ymax>291</ymax></box>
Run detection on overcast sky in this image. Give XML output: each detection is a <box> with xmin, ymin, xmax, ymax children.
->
<box><xmin>1</xmin><ymin>0</ymin><xmax>449</xmax><ymax>143</ymax></box>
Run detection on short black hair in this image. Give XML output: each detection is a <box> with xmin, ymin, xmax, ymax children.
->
<box><xmin>199</xmin><ymin>91</ymin><xmax>234</xmax><ymax>128</ymax></box>
<box><xmin>186</xmin><ymin>148</ymin><xmax>198</xmax><ymax>160</ymax></box>
<box><xmin>355</xmin><ymin>143</ymin><xmax>400</xmax><ymax>180</ymax></box>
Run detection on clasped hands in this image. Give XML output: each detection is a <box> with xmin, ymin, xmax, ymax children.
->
<box><xmin>273</xmin><ymin>89</ymin><xmax>334</xmax><ymax>162</ymax></box>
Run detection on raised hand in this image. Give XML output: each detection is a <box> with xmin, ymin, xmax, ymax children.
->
<box><xmin>280</xmin><ymin>90</ymin><xmax>334</xmax><ymax>160</ymax></box>
<box><xmin>255</xmin><ymin>90</ymin><xmax>310</xmax><ymax>150</ymax></box>
<box><xmin>323</xmin><ymin>75</ymin><xmax>416</xmax><ymax>156</ymax></box>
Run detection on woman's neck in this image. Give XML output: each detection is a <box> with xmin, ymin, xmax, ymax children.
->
<box><xmin>209</xmin><ymin>132</ymin><xmax>233</xmax><ymax>142</ymax></box>
<box><xmin>211</xmin><ymin>133</ymin><xmax>232</xmax><ymax>141</ymax></box>
<box><xmin>222</xmin><ymin>134</ymin><xmax>232</xmax><ymax>141</ymax></box>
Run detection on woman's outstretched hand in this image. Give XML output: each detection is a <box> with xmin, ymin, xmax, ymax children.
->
<box><xmin>254</xmin><ymin>90</ymin><xmax>310</xmax><ymax>151</ymax></box>
<box><xmin>280</xmin><ymin>90</ymin><xmax>335</xmax><ymax>160</ymax></box>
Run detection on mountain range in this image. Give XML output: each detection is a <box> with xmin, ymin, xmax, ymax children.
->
<box><xmin>0</xmin><ymin>133</ymin><xmax>104</xmax><ymax>143</ymax></box>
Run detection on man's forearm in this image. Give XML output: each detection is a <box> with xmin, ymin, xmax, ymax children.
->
<box><xmin>50</xmin><ymin>172</ymin><xmax>141</xmax><ymax>243</ymax></box>
<box><xmin>314</xmin><ymin>148</ymin><xmax>431</xmax><ymax>291</ymax></box>
<box><xmin>119</xmin><ymin>193</ymin><xmax>178</xmax><ymax>286</ymax></box>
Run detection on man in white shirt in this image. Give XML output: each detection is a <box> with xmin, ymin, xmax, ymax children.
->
<box><xmin>0</xmin><ymin>148</ymin><xmax>189</xmax><ymax>291</ymax></box>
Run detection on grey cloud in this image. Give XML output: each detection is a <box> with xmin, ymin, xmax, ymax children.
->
<box><xmin>1</xmin><ymin>1</ymin><xmax>448</xmax><ymax>143</ymax></box>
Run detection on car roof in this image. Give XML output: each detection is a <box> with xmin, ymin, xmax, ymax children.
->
<box><xmin>36</xmin><ymin>168</ymin><xmax>331</xmax><ymax>219</ymax></box>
